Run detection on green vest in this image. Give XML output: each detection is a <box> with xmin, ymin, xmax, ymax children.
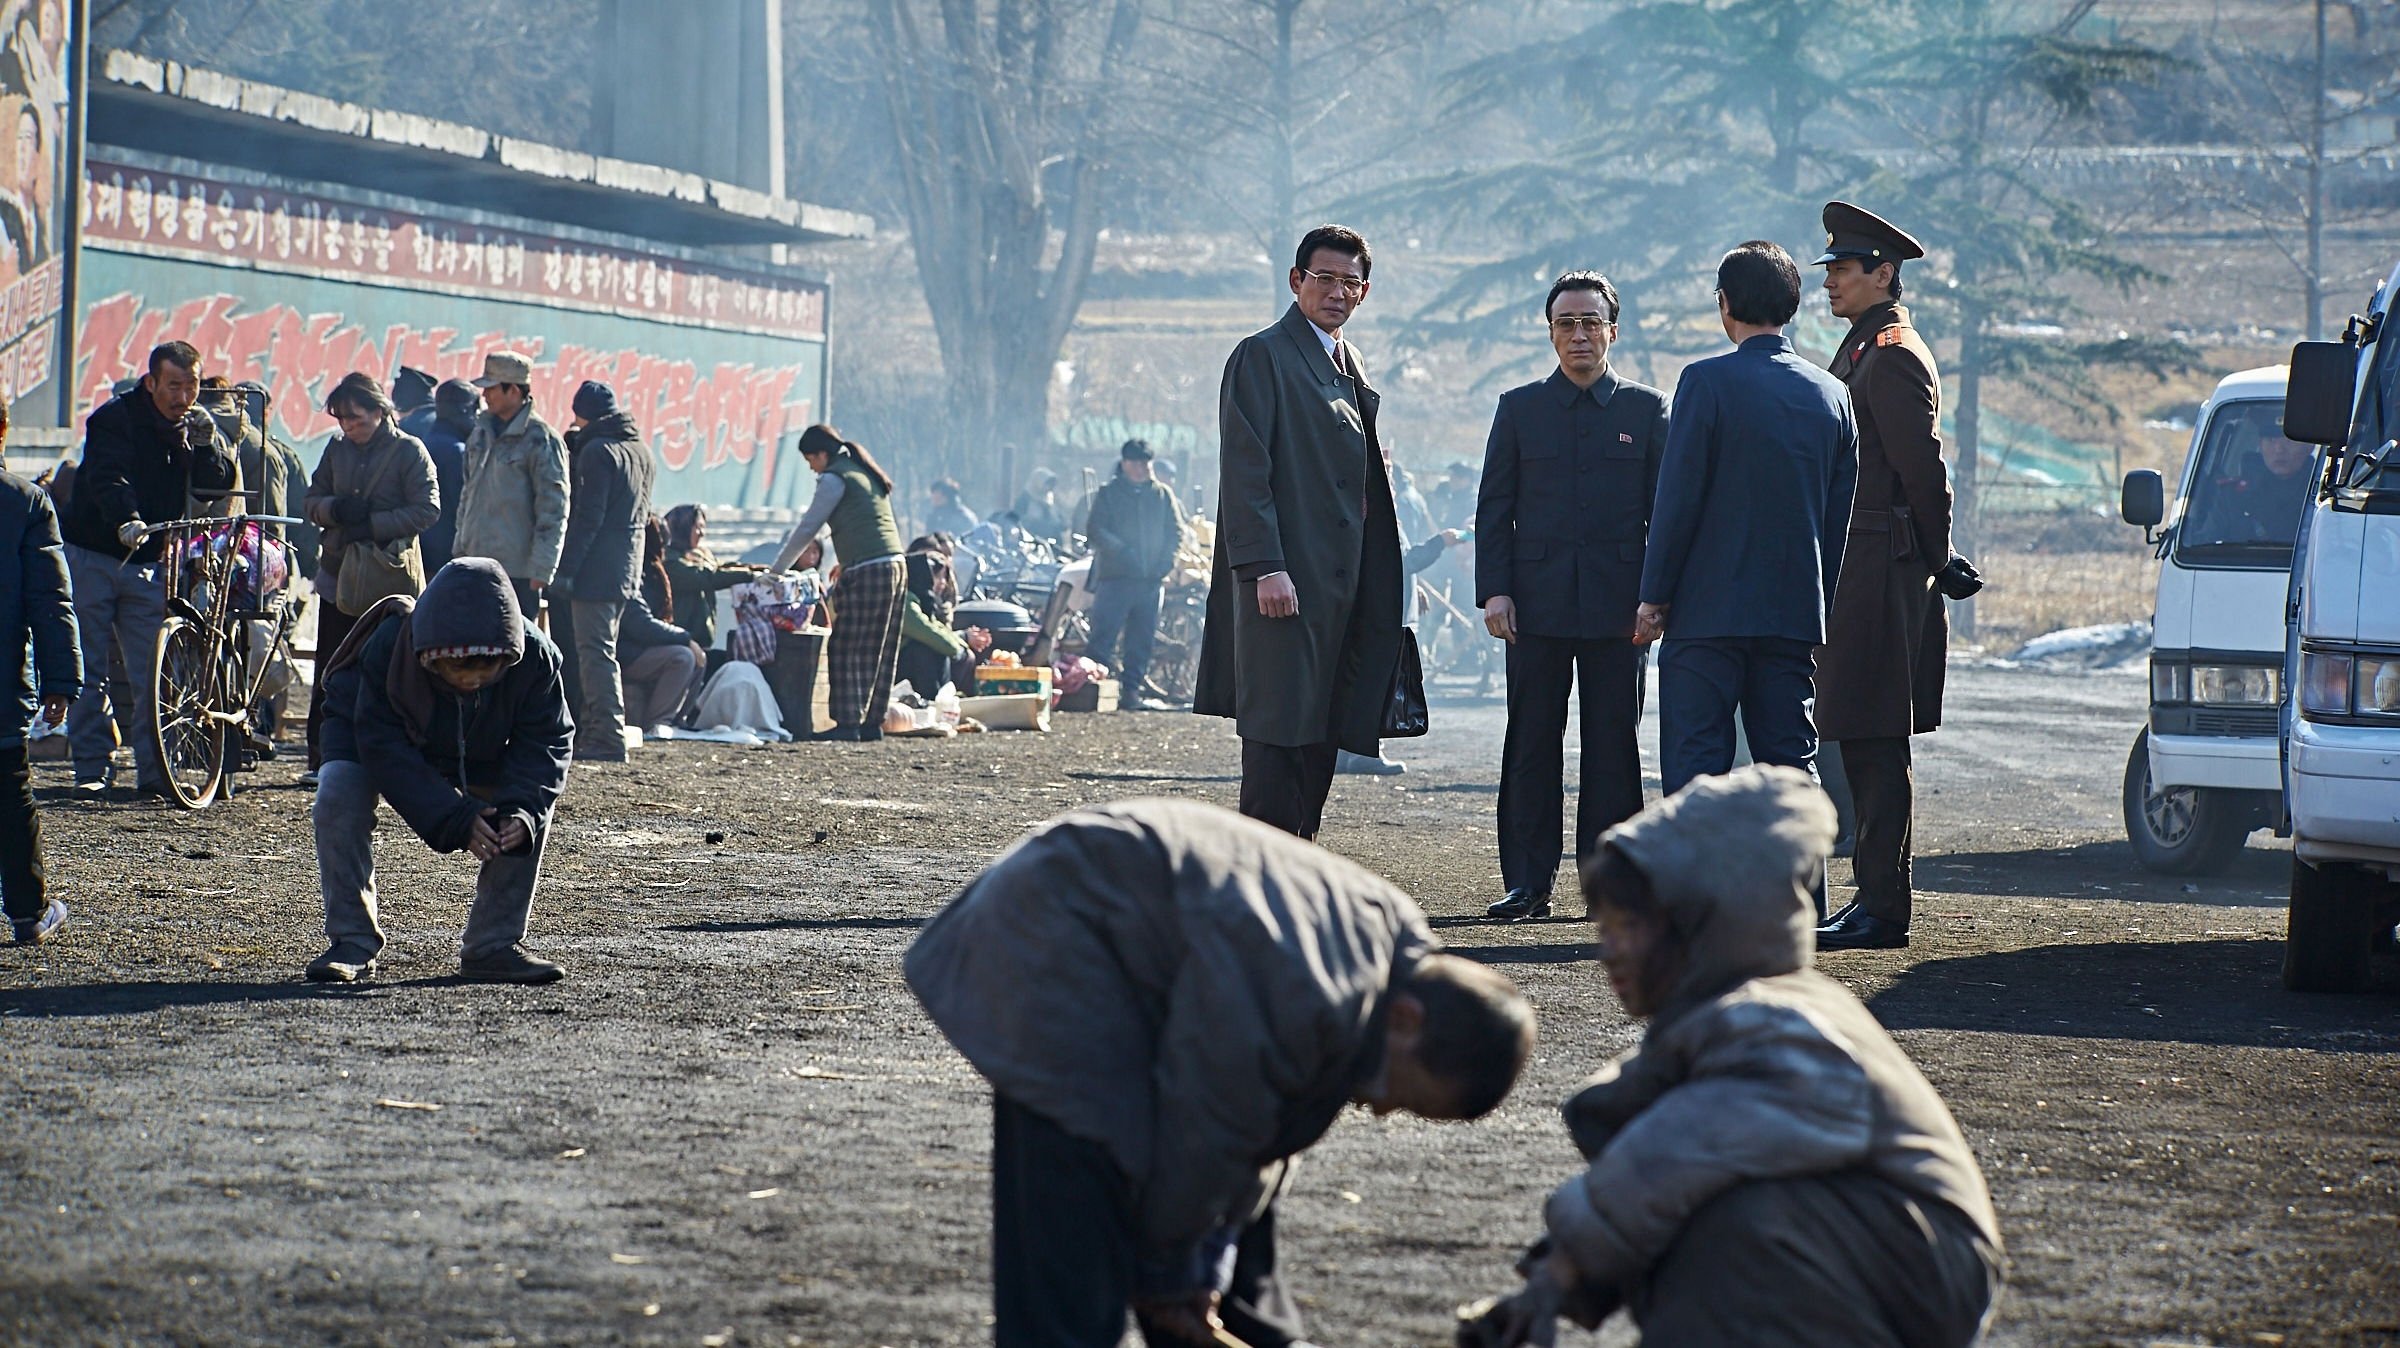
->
<box><xmin>826</xmin><ymin>454</ymin><xmax>903</xmax><ymax>564</ymax></box>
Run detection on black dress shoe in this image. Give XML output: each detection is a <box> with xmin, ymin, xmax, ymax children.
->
<box><xmin>1816</xmin><ymin>910</ymin><xmax>1909</xmax><ymax>950</ymax></box>
<box><xmin>1486</xmin><ymin>888</ymin><xmax>1552</xmax><ymax>922</ymax></box>
<box><xmin>1823</xmin><ymin>901</ymin><xmax>1860</xmax><ymax>928</ymax></box>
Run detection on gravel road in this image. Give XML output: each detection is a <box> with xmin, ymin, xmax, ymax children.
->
<box><xmin>2</xmin><ymin>665</ymin><xmax>2394</xmax><ymax>1347</ymax></box>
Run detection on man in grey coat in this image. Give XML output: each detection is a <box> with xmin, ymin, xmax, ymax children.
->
<box><xmin>906</xmin><ymin>798</ymin><xmax>1536</xmax><ymax>1348</ymax></box>
<box><xmin>1194</xmin><ymin>224</ymin><xmax>1406</xmax><ymax>840</ymax></box>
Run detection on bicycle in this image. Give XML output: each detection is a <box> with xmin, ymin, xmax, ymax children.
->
<box><xmin>140</xmin><ymin>508</ymin><xmax>303</xmax><ymax>809</ymax></box>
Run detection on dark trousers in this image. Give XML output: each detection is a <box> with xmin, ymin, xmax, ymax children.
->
<box><xmin>1657</xmin><ymin>636</ymin><xmax>1819</xmax><ymax>796</ymax></box>
<box><xmin>1499</xmin><ymin>634</ymin><xmax>1645</xmax><ymax>895</ymax></box>
<box><xmin>1632</xmin><ymin>1174</ymin><xmax>1998</xmax><ymax>1348</ymax></box>
<box><xmin>1085</xmin><ymin>578</ymin><xmax>1164</xmax><ymax>692</ymax></box>
<box><xmin>304</xmin><ymin>602</ymin><xmax>361</xmax><ymax>770</ymax></box>
<box><xmin>992</xmin><ymin>1095</ymin><xmax>1303</xmax><ymax>1348</ymax></box>
<box><xmin>1239</xmin><ymin>739</ymin><xmax>1339</xmax><ymax>841</ymax></box>
<box><xmin>0</xmin><ymin>742</ymin><xmax>46</xmax><ymax>922</ymax></box>
<box><xmin>1837</xmin><ymin>736</ymin><xmax>1915</xmax><ymax>925</ymax></box>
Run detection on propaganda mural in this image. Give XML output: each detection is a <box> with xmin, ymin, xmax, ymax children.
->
<box><xmin>76</xmin><ymin>160</ymin><xmax>830</xmax><ymax>508</ymax></box>
<box><xmin>0</xmin><ymin>0</ymin><xmax>71</xmax><ymax>407</ymax></box>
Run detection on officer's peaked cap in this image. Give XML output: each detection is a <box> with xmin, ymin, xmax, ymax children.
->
<box><xmin>1814</xmin><ymin>201</ymin><xmax>1925</xmax><ymax>267</ymax></box>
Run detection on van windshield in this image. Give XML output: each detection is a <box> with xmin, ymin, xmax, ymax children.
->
<box><xmin>2176</xmin><ymin>397</ymin><xmax>2313</xmax><ymax>566</ymax></box>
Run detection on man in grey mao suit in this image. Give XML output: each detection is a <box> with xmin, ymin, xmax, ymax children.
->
<box><xmin>1477</xmin><ymin>271</ymin><xmax>1669</xmax><ymax>921</ymax></box>
<box><xmin>1637</xmin><ymin>242</ymin><xmax>1857</xmax><ymax>829</ymax></box>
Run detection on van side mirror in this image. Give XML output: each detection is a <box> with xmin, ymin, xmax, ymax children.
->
<box><xmin>2285</xmin><ymin>341</ymin><xmax>2358</xmax><ymax>446</ymax></box>
<box><xmin>2121</xmin><ymin>469</ymin><xmax>2165</xmax><ymax>530</ymax></box>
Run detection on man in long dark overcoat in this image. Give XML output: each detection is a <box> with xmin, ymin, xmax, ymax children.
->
<box><xmin>1809</xmin><ymin>202</ymin><xmax>1952</xmax><ymax>952</ymax></box>
<box><xmin>1194</xmin><ymin>224</ymin><xmax>1405</xmax><ymax>840</ymax></box>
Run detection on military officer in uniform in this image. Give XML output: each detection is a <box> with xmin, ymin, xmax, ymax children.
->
<box><xmin>1810</xmin><ymin>202</ymin><xmax>1952</xmax><ymax>952</ymax></box>
<box><xmin>1476</xmin><ymin>271</ymin><xmax>1669</xmax><ymax>921</ymax></box>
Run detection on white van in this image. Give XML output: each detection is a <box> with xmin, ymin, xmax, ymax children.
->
<box><xmin>2277</xmin><ymin>257</ymin><xmax>2400</xmax><ymax>992</ymax></box>
<box><xmin>2118</xmin><ymin>367</ymin><xmax>2313</xmax><ymax>873</ymax></box>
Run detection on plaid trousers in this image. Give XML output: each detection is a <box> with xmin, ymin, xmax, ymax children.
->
<box><xmin>827</xmin><ymin>557</ymin><xmax>907</xmax><ymax>730</ymax></box>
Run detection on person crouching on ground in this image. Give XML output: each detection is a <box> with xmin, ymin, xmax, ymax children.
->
<box><xmin>1461</xmin><ymin>764</ymin><xmax>2001</xmax><ymax>1347</ymax></box>
<box><xmin>307</xmin><ymin>557</ymin><xmax>574</xmax><ymax>985</ymax></box>
<box><xmin>906</xmin><ymin>797</ymin><xmax>1538</xmax><ymax>1348</ymax></box>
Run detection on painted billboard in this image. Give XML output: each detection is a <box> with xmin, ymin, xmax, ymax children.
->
<box><xmin>74</xmin><ymin>159</ymin><xmax>829</xmax><ymax>508</ymax></box>
<box><xmin>0</xmin><ymin>0</ymin><xmax>72</xmax><ymax>408</ymax></box>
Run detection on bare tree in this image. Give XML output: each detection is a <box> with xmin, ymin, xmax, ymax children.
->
<box><xmin>863</xmin><ymin>0</ymin><xmax>1143</xmax><ymax>501</ymax></box>
<box><xmin>2178</xmin><ymin>0</ymin><xmax>2400</xmax><ymax>339</ymax></box>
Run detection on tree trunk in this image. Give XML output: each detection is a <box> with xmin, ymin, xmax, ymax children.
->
<box><xmin>864</xmin><ymin>0</ymin><xmax>1143</xmax><ymax>509</ymax></box>
<box><xmin>1269</xmin><ymin>0</ymin><xmax>1300</xmax><ymax>313</ymax></box>
<box><xmin>1953</xmin><ymin>303</ymin><xmax>1984</xmax><ymax>640</ymax></box>
<box><xmin>2307</xmin><ymin>0</ymin><xmax>2328</xmax><ymax>340</ymax></box>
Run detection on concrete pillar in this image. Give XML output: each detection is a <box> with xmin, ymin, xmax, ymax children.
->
<box><xmin>593</xmin><ymin>0</ymin><xmax>785</xmax><ymax>196</ymax></box>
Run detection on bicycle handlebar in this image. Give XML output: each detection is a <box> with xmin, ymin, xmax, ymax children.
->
<box><xmin>136</xmin><ymin>515</ymin><xmax>306</xmax><ymax>540</ymax></box>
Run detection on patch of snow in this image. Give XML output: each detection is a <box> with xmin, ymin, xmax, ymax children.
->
<box><xmin>1993</xmin><ymin>622</ymin><xmax>2153</xmax><ymax>671</ymax></box>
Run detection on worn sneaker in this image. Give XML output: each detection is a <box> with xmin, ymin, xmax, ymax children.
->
<box><xmin>10</xmin><ymin>899</ymin><xmax>67</xmax><ymax>945</ymax></box>
<box><xmin>304</xmin><ymin>943</ymin><xmax>379</xmax><ymax>983</ymax></box>
<box><xmin>460</xmin><ymin>946</ymin><xmax>566</xmax><ymax>985</ymax></box>
<box><xmin>71</xmin><ymin>774</ymin><xmax>109</xmax><ymax>794</ymax></box>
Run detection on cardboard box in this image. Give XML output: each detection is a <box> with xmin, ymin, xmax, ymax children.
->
<box><xmin>975</xmin><ymin>665</ymin><xmax>1052</xmax><ymax>699</ymax></box>
<box><xmin>957</xmin><ymin>692</ymin><xmax>1050</xmax><ymax>732</ymax></box>
<box><xmin>1056</xmin><ymin>678</ymin><xmax>1119</xmax><ymax>713</ymax></box>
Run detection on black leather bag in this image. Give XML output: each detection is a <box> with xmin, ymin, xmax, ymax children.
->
<box><xmin>1381</xmin><ymin>627</ymin><xmax>1429</xmax><ymax>738</ymax></box>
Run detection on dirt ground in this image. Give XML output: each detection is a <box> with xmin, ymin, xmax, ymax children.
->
<box><xmin>3</xmin><ymin>665</ymin><xmax>2396</xmax><ymax>1348</ymax></box>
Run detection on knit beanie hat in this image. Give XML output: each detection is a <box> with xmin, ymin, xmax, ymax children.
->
<box><xmin>572</xmin><ymin>380</ymin><xmax>618</xmax><ymax>421</ymax></box>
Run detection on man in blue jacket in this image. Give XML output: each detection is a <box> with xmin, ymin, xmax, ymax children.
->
<box><xmin>307</xmin><ymin>557</ymin><xmax>575</xmax><ymax>985</ymax></box>
<box><xmin>2</xmin><ymin>395</ymin><xmax>81</xmax><ymax>944</ymax></box>
<box><xmin>1636</xmin><ymin>241</ymin><xmax>1856</xmax><ymax>809</ymax></box>
<box><xmin>398</xmin><ymin>376</ymin><xmax>475</xmax><ymax>575</ymax></box>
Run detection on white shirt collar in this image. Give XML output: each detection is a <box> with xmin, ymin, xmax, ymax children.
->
<box><xmin>1310</xmin><ymin>321</ymin><xmax>1340</xmax><ymax>359</ymax></box>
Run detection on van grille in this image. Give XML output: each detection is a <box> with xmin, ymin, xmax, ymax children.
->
<box><xmin>2190</xmin><ymin>707</ymin><xmax>2279</xmax><ymax>737</ymax></box>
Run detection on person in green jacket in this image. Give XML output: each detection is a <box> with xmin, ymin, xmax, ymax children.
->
<box><xmin>660</xmin><ymin>503</ymin><xmax>762</xmax><ymax>654</ymax></box>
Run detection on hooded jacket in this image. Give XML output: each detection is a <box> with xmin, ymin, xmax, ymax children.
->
<box><xmin>1544</xmin><ymin>766</ymin><xmax>2002</xmax><ymax>1290</ymax></box>
<box><xmin>1</xmin><ymin>470</ymin><xmax>82</xmax><ymax>746</ymax></box>
<box><xmin>905</xmin><ymin>799</ymin><xmax>1435</xmax><ymax>1262</ymax></box>
<box><xmin>553</xmin><ymin>411</ymin><xmax>653</xmax><ymax>601</ymax></box>
<box><xmin>318</xmin><ymin>558</ymin><xmax>573</xmax><ymax>854</ymax></box>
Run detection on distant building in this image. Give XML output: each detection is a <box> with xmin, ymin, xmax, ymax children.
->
<box><xmin>18</xmin><ymin>33</ymin><xmax>869</xmax><ymax>512</ymax></box>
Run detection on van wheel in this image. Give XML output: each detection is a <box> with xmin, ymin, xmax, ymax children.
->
<box><xmin>2284</xmin><ymin>857</ymin><xmax>2379</xmax><ymax>993</ymax></box>
<box><xmin>2122</xmin><ymin>730</ymin><xmax>2249</xmax><ymax>875</ymax></box>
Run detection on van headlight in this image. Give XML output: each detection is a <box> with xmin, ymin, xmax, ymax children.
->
<box><xmin>2153</xmin><ymin>657</ymin><xmax>2277</xmax><ymax>705</ymax></box>
<box><xmin>2190</xmin><ymin>664</ymin><xmax>2278</xmax><ymax>705</ymax></box>
<box><xmin>2299</xmin><ymin>649</ymin><xmax>2400</xmax><ymax>719</ymax></box>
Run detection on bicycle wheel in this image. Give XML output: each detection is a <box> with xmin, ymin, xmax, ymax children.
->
<box><xmin>149</xmin><ymin>615</ymin><xmax>228</xmax><ymax>809</ymax></box>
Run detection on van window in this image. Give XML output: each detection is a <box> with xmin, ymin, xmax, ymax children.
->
<box><xmin>2176</xmin><ymin>398</ymin><xmax>2313</xmax><ymax>566</ymax></box>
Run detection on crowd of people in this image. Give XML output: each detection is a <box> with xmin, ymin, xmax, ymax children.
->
<box><xmin>0</xmin><ymin>204</ymin><xmax>2015</xmax><ymax>1346</ymax></box>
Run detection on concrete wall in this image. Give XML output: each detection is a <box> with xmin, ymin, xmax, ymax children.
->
<box><xmin>593</xmin><ymin>0</ymin><xmax>785</xmax><ymax>198</ymax></box>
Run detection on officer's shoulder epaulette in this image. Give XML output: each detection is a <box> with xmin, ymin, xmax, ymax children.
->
<box><xmin>1875</xmin><ymin>326</ymin><xmax>1912</xmax><ymax>348</ymax></box>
